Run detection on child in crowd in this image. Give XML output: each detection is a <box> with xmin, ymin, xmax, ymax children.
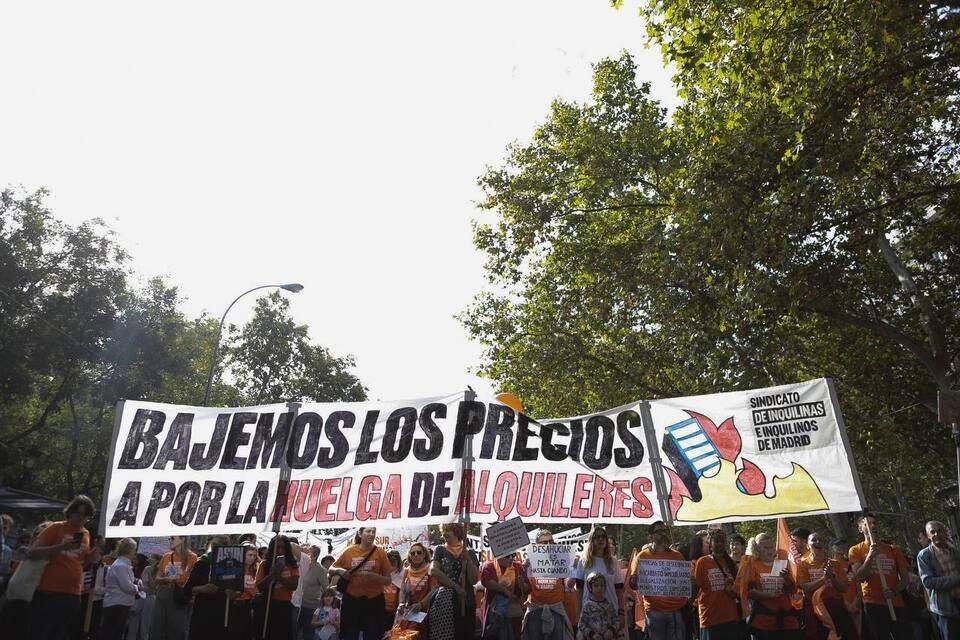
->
<box><xmin>577</xmin><ymin>572</ymin><xmax>620</xmax><ymax>640</ymax></box>
<box><xmin>311</xmin><ymin>587</ymin><xmax>340</xmax><ymax>640</ymax></box>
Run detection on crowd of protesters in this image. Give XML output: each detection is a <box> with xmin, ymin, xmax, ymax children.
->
<box><xmin>0</xmin><ymin>496</ymin><xmax>959</xmax><ymax>640</ymax></box>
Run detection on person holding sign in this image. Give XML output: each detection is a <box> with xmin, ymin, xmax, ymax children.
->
<box><xmin>428</xmin><ymin>523</ymin><xmax>479</xmax><ymax>640</ymax></box>
<box><xmin>523</xmin><ymin>530</ymin><xmax>574</xmax><ymax>640</ymax></box>
<box><xmin>254</xmin><ymin>535</ymin><xmax>300</xmax><ymax>640</ymax></box>
<box><xmin>184</xmin><ymin>535</ymin><xmax>233</xmax><ymax>640</ymax></box>
<box><xmin>28</xmin><ymin>495</ymin><xmax>101</xmax><ymax>640</ymax></box>
<box><xmin>848</xmin><ymin>513</ymin><xmax>911</xmax><ymax>640</ymax></box>
<box><xmin>629</xmin><ymin>521</ymin><xmax>688</xmax><ymax>640</ymax></box>
<box><xmin>226</xmin><ymin>543</ymin><xmax>258</xmax><ymax>640</ymax></box>
<box><xmin>329</xmin><ymin>527</ymin><xmax>392</xmax><ymax>640</ymax></box>
<box><xmin>692</xmin><ymin>530</ymin><xmax>742</xmax><ymax>640</ymax></box>
<box><xmin>734</xmin><ymin>532</ymin><xmax>799</xmax><ymax>640</ymax></box>
<box><xmin>150</xmin><ymin>535</ymin><xmax>197</xmax><ymax>640</ymax></box>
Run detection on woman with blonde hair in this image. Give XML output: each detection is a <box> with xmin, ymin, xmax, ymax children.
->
<box><xmin>734</xmin><ymin>532</ymin><xmax>800</xmax><ymax>639</ymax></box>
<box><xmin>100</xmin><ymin>538</ymin><xmax>139</xmax><ymax>640</ymax></box>
<box><xmin>572</xmin><ymin>527</ymin><xmax>623</xmax><ymax>616</ymax></box>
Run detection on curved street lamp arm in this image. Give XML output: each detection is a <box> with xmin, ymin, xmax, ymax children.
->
<box><xmin>202</xmin><ymin>284</ymin><xmax>292</xmax><ymax>406</ymax></box>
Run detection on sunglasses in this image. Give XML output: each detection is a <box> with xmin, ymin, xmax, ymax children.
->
<box><xmin>410</xmin><ymin>550</ymin><xmax>424</xmax><ymax>556</ymax></box>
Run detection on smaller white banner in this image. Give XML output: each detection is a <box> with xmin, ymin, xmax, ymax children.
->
<box><xmin>633</xmin><ymin>559</ymin><xmax>691</xmax><ymax>598</ymax></box>
<box><xmin>528</xmin><ymin>543</ymin><xmax>575</xmax><ymax>580</ymax></box>
<box><xmin>137</xmin><ymin>537</ymin><xmax>170</xmax><ymax>556</ymax></box>
<box><xmin>487</xmin><ymin>516</ymin><xmax>530</xmax><ymax>558</ymax></box>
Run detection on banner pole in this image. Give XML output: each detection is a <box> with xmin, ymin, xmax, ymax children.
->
<box><xmin>99</xmin><ymin>400</ymin><xmax>125</xmax><ymax>536</ymax></box>
<box><xmin>826</xmin><ymin>378</ymin><xmax>866</xmax><ymax>508</ymax></box>
<box><xmin>459</xmin><ymin>388</ymin><xmax>476</xmax><ymax>617</ymax></box>
<box><xmin>263</xmin><ymin>400</ymin><xmax>302</xmax><ymax>640</ymax></box>
<box><xmin>638</xmin><ymin>400</ymin><xmax>672</xmax><ymax>525</ymax></box>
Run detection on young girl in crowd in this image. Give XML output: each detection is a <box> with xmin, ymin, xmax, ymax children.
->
<box><xmin>577</xmin><ymin>572</ymin><xmax>620</xmax><ymax>640</ymax></box>
<box><xmin>311</xmin><ymin>587</ymin><xmax>340</xmax><ymax>640</ymax></box>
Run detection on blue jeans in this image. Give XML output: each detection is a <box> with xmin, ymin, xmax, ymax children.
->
<box><xmin>934</xmin><ymin>612</ymin><xmax>960</xmax><ymax>640</ymax></box>
<box><xmin>29</xmin><ymin>591</ymin><xmax>81</xmax><ymax>640</ymax></box>
<box><xmin>296</xmin><ymin>606</ymin><xmax>316</xmax><ymax>640</ymax></box>
<box><xmin>646</xmin><ymin>609</ymin><xmax>686</xmax><ymax>640</ymax></box>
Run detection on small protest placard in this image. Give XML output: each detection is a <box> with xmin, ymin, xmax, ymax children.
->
<box><xmin>211</xmin><ymin>546</ymin><xmax>244</xmax><ymax>591</ymax></box>
<box><xmin>528</xmin><ymin>543</ymin><xmax>575</xmax><ymax>580</ymax></box>
<box><xmin>486</xmin><ymin>516</ymin><xmax>529</xmax><ymax>558</ymax></box>
<box><xmin>137</xmin><ymin>537</ymin><xmax>169</xmax><ymax>557</ymax></box>
<box><xmin>632</xmin><ymin>559</ymin><xmax>691</xmax><ymax>598</ymax></box>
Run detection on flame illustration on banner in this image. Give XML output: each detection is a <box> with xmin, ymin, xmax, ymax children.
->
<box><xmin>662</xmin><ymin>410</ymin><xmax>827</xmax><ymax>521</ymax></box>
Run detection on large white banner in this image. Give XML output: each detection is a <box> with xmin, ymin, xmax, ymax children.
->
<box><xmin>102</xmin><ymin>379</ymin><xmax>862</xmax><ymax>536</ymax></box>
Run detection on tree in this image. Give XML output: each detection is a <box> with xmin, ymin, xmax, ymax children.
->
<box><xmin>464</xmin><ymin>1</ymin><xmax>960</xmax><ymax>536</ymax></box>
<box><xmin>0</xmin><ymin>189</ymin><xmax>367</xmax><ymax>506</ymax></box>
<box><xmin>224</xmin><ymin>291</ymin><xmax>366</xmax><ymax>404</ymax></box>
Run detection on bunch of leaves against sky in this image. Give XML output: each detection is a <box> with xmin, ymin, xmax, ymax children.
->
<box><xmin>462</xmin><ymin>0</ymin><xmax>960</xmax><ymax>545</ymax></box>
<box><xmin>0</xmin><ymin>188</ymin><xmax>365</xmax><ymax>507</ymax></box>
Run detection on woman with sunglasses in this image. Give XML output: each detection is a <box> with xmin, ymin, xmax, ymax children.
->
<box><xmin>399</xmin><ymin>543</ymin><xmax>435</xmax><ymax>616</ymax></box>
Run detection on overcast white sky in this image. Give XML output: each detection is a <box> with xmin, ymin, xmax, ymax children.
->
<box><xmin>1</xmin><ymin>0</ymin><xmax>675</xmax><ymax>401</ymax></box>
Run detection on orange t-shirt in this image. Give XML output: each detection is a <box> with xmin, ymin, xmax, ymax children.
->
<box><xmin>527</xmin><ymin>573</ymin><xmax>565</xmax><ymax>605</ymax></box>
<box><xmin>401</xmin><ymin>566</ymin><xmax>434</xmax><ymax>605</ymax></box>
<box><xmin>255</xmin><ymin>560</ymin><xmax>299</xmax><ymax>601</ymax></box>
<box><xmin>235</xmin><ymin>566</ymin><xmax>259</xmax><ymax>601</ymax></box>
<box><xmin>632</xmin><ymin>548</ymin><xmax>688</xmax><ymax>612</ymax></box>
<box><xmin>334</xmin><ymin>545</ymin><xmax>391</xmax><ymax>599</ymax></box>
<box><xmin>797</xmin><ymin>556</ymin><xmax>847</xmax><ymax>602</ymax></box>
<box><xmin>848</xmin><ymin>541</ymin><xmax>906</xmax><ymax>607</ymax></box>
<box><xmin>693</xmin><ymin>555</ymin><xmax>740</xmax><ymax>628</ymax></box>
<box><xmin>734</xmin><ymin>556</ymin><xmax>798</xmax><ymax>631</ymax></box>
<box><xmin>36</xmin><ymin>521</ymin><xmax>90</xmax><ymax>595</ymax></box>
<box><xmin>157</xmin><ymin>550</ymin><xmax>198</xmax><ymax>587</ymax></box>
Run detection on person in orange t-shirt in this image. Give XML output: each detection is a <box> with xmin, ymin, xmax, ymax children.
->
<box><xmin>254</xmin><ymin>535</ymin><xmax>300</xmax><ymax>640</ymax></box>
<box><xmin>630</xmin><ymin>521</ymin><xmax>688</xmax><ymax>640</ymax></box>
<box><xmin>734</xmin><ymin>532</ymin><xmax>800</xmax><ymax>640</ymax></box>
<box><xmin>226</xmin><ymin>543</ymin><xmax>259</xmax><ymax>640</ymax></box>
<box><xmin>797</xmin><ymin>531</ymin><xmax>856</xmax><ymax>640</ymax></box>
<box><xmin>329</xmin><ymin>527</ymin><xmax>391</xmax><ymax>640</ymax></box>
<box><xmin>848</xmin><ymin>512</ymin><xmax>911</xmax><ymax>640</ymax></box>
<box><xmin>693</xmin><ymin>530</ymin><xmax>742</xmax><ymax>640</ymax></box>
<box><xmin>523</xmin><ymin>530</ymin><xmax>574</xmax><ymax>640</ymax></box>
<box><xmin>151</xmin><ymin>535</ymin><xmax>198</xmax><ymax>640</ymax></box>
<box><xmin>27</xmin><ymin>494</ymin><xmax>100</xmax><ymax>640</ymax></box>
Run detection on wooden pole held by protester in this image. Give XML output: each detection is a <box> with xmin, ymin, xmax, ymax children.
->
<box><xmin>865</xmin><ymin>525</ymin><xmax>897</xmax><ymax>620</ymax></box>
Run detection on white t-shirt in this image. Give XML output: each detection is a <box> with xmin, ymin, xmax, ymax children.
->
<box><xmin>572</xmin><ymin>555</ymin><xmax>622</xmax><ymax>611</ymax></box>
<box><xmin>291</xmin><ymin>553</ymin><xmax>313</xmax><ymax>608</ymax></box>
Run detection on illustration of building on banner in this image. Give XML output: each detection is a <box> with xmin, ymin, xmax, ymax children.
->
<box><xmin>662</xmin><ymin>410</ymin><xmax>828</xmax><ymax>522</ymax></box>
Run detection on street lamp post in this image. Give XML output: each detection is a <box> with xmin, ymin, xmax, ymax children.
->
<box><xmin>202</xmin><ymin>283</ymin><xmax>304</xmax><ymax>405</ymax></box>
